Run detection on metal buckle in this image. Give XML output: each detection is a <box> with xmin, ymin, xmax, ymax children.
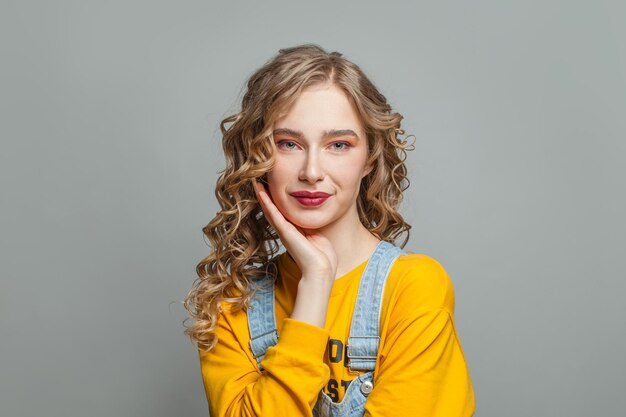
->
<box><xmin>346</xmin><ymin>336</ymin><xmax>379</xmax><ymax>368</ymax></box>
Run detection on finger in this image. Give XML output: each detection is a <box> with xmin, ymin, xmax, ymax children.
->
<box><xmin>252</xmin><ymin>180</ymin><xmax>327</xmax><ymax>269</ymax></box>
<box><xmin>253</xmin><ymin>181</ymin><xmax>278</xmax><ymax>230</ymax></box>
<box><xmin>253</xmin><ymin>180</ymin><xmax>294</xmax><ymax>236</ymax></box>
<box><xmin>253</xmin><ymin>181</ymin><xmax>315</xmax><ymax>255</ymax></box>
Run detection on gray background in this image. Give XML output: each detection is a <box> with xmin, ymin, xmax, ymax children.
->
<box><xmin>1</xmin><ymin>1</ymin><xmax>624</xmax><ymax>416</ymax></box>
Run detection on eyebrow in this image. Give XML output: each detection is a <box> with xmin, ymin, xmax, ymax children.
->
<box><xmin>272</xmin><ymin>128</ymin><xmax>360</xmax><ymax>140</ymax></box>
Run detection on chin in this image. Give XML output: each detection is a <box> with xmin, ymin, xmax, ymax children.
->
<box><xmin>290</xmin><ymin>218</ymin><xmax>329</xmax><ymax>230</ymax></box>
<box><xmin>283</xmin><ymin>212</ymin><xmax>332</xmax><ymax>231</ymax></box>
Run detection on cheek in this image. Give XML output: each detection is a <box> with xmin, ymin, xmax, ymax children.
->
<box><xmin>266</xmin><ymin>166</ymin><xmax>285</xmax><ymax>188</ymax></box>
<box><xmin>337</xmin><ymin>164</ymin><xmax>362</xmax><ymax>178</ymax></box>
<box><xmin>267</xmin><ymin>157</ymin><xmax>297</xmax><ymax>184</ymax></box>
<box><xmin>266</xmin><ymin>163</ymin><xmax>292</xmax><ymax>201</ymax></box>
<box><xmin>336</xmin><ymin>156</ymin><xmax>369</xmax><ymax>183</ymax></box>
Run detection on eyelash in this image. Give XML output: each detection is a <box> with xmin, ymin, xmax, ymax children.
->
<box><xmin>276</xmin><ymin>140</ymin><xmax>352</xmax><ymax>151</ymax></box>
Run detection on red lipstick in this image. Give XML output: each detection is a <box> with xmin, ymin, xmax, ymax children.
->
<box><xmin>290</xmin><ymin>191</ymin><xmax>331</xmax><ymax>207</ymax></box>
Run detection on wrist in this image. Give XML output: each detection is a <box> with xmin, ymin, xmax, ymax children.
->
<box><xmin>298</xmin><ymin>274</ymin><xmax>334</xmax><ymax>295</ymax></box>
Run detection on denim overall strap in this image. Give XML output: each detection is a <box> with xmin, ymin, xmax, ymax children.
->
<box><xmin>346</xmin><ymin>240</ymin><xmax>405</xmax><ymax>371</ymax></box>
<box><xmin>247</xmin><ymin>274</ymin><xmax>278</xmax><ymax>369</ymax></box>
<box><xmin>313</xmin><ymin>240</ymin><xmax>406</xmax><ymax>417</ymax></box>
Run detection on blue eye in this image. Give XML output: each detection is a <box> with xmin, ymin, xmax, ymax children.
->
<box><xmin>277</xmin><ymin>140</ymin><xmax>298</xmax><ymax>150</ymax></box>
<box><xmin>331</xmin><ymin>142</ymin><xmax>350</xmax><ymax>151</ymax></box>
<box><xmin>276</xmin><ymin>140</ymin><xmax>351</xmax><ymax>151</ymax></box>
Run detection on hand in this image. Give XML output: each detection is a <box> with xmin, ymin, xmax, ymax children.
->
<box><xmin>252</xmin><ymin>179</ymin><xmax>337</xmax><ymax>284</ymax></box>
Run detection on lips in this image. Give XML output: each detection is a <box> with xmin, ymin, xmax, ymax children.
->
<box><xmin>290</xmin><ymin>191</ymin><xmax>331</xmax><ymax>198</ymax></box>
<box><xmin>290</xmin><ymin>191</ymin><xmax>331</xmax><ymax>207</ymax></box>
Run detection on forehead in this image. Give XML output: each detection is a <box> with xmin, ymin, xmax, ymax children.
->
<box><xmin>273</xmin><ymin>84</ymin><xmax>365</xmax><ymax>138</ymax></box>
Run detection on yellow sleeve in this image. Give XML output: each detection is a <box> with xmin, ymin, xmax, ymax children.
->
<box><xmin>364</xmin><ymin>256</ymin><xmax>475</xmax><ymax>417</ymax></box>
<box><xmin>199</xmin><ymin>315</ymin><xmax>331</xmax><ymax>417</ymax></box>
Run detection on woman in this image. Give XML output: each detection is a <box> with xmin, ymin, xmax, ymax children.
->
<box><xmin>184</xmin><ymin>44</ymin><xmax>475</xmax><ymax>417</ymax></box>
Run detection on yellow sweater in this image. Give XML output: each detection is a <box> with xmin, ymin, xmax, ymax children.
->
<box><xmin>198</xmin><ymin>252</ymin><xmax>475</xmax><ymax>416</ymax></box>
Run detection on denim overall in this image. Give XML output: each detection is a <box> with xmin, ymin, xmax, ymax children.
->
<box><xmin>247</xmin><ymin>240</ymin><xmax>406</xmax><ymax>417</ymax></box>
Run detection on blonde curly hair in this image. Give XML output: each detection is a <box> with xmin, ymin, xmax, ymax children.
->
<box><xmin>184</xmin><ymin>44</ymin><xmax>414</xmax><ymax>352</ymax></box>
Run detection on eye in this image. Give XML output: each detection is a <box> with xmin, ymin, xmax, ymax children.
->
<box><xmin>330</xmin><ymin>142</ymin><xmax>351</xmax><ymax>151</ymax></box>
<box><xmin>276</xmin><ymin>140</ymin><xmax>299</xmax><ymax>150</ymax></box>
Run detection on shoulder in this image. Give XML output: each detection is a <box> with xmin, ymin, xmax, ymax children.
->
<box><xmin>385</xmin><ymin>253</ymin><xmax>456</xmax><ymax>316</ymax></box>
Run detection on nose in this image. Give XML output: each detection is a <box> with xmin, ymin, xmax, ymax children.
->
<box><xmin>298</xmin><ymin>150</ymin><xmax>325</xmax><ymax>183</ymax></box>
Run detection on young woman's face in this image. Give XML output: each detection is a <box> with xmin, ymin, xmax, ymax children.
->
<box><xmin>266</xmin><ymin>83</ymin><xmax>373</xmax><ymax>232</ymax></box>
